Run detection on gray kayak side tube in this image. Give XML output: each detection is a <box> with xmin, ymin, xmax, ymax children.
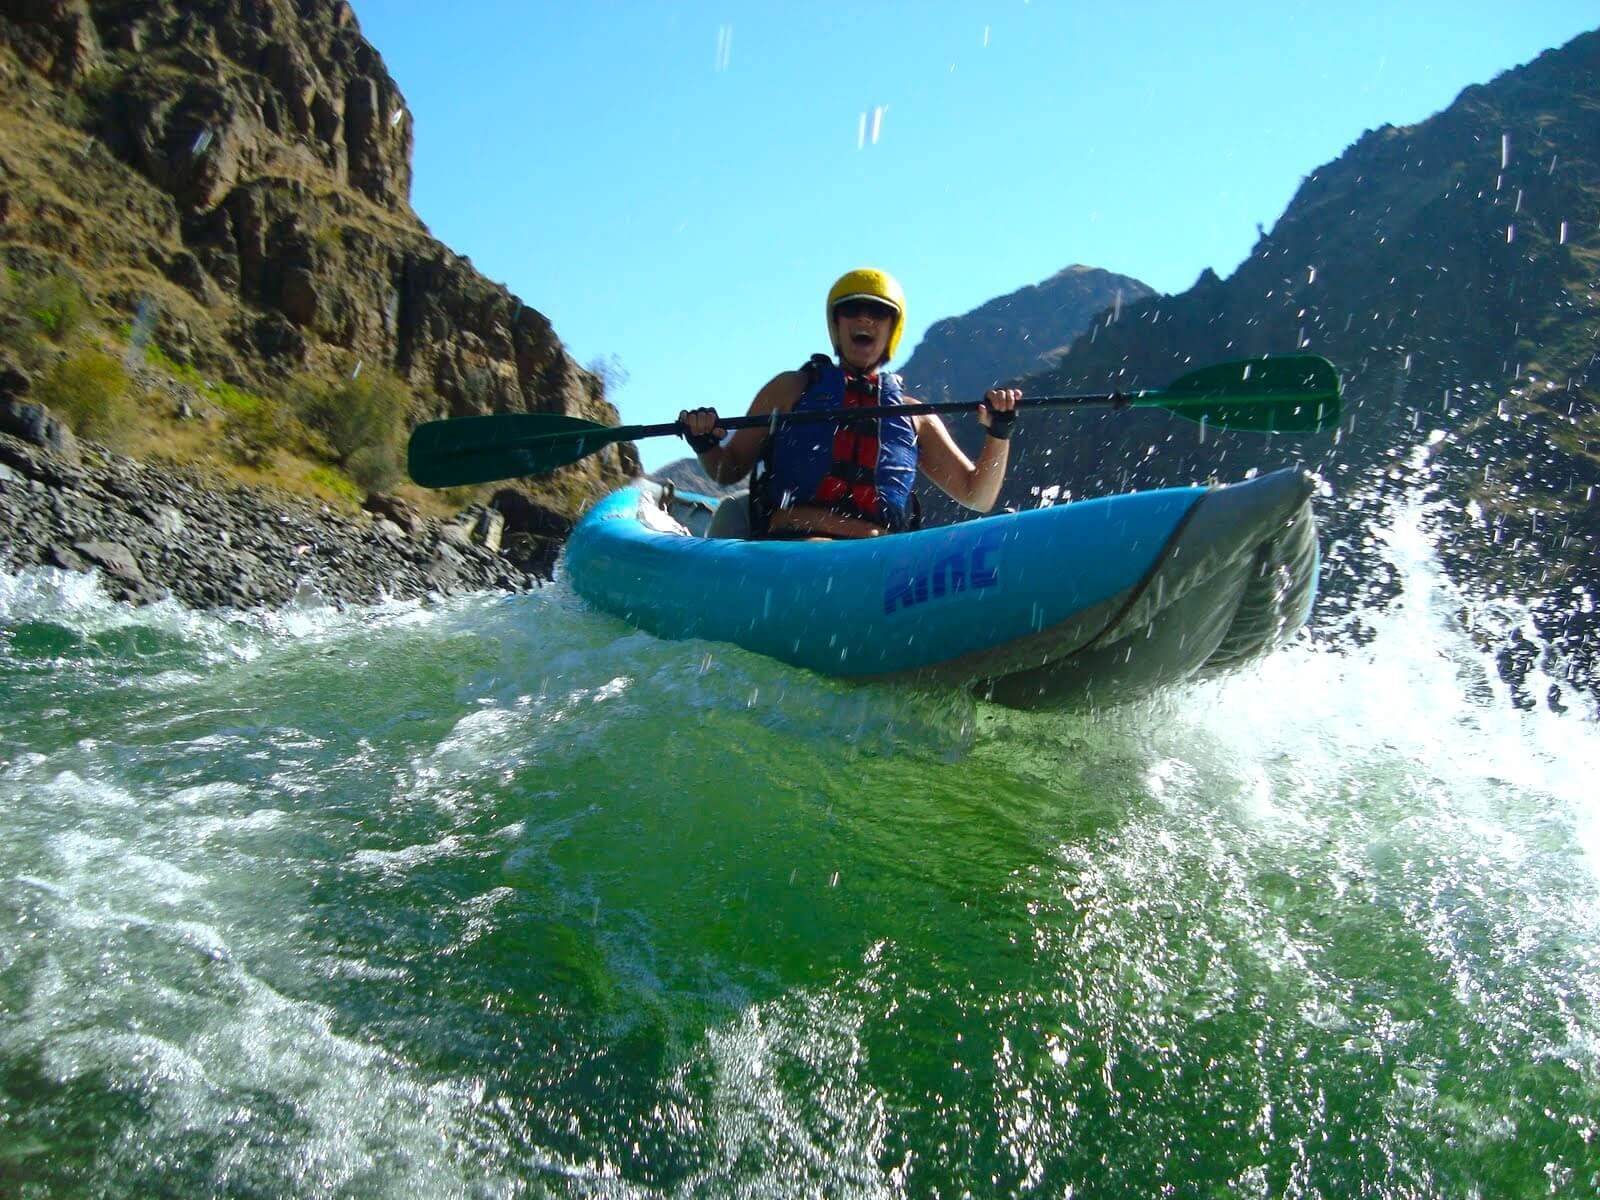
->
<box><xmin>977</xmin><ymin>467</ymin><xmax>1318</xmax><ymax>708</ymax></box>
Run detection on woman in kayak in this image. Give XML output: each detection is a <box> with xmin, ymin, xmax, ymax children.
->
<box><xmin>679</xmin><ymin>268</ymin><xmax>1020</xmax><ymax>539</ymax></box>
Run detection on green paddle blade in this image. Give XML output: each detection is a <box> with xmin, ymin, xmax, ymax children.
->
<box><xmin>1148</xmin><ymin>354</ymin><xmax>1342</xmax><ymax>433</ymax></box>
<box><xmin>407</xmin><ymin>413</ymin><xmax>638</xmax><ymax>488</ymax></box>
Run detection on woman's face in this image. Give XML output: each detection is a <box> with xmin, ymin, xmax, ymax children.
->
<box><xmin>833</xmin><ymin>299</ymin><xmax>896</xmax><ymax>370</ymax></box>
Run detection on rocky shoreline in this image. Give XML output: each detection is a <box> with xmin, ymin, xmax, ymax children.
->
<box><xmin>0</xmin><ymin>400</ymin><xmax>566</xmax><ymax>610</ymax></box>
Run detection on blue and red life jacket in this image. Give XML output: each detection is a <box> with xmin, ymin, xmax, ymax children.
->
<box><xmin>763</xmin><ymin>355</ymin><xmax>918</xmax><ymax>532</ymax></box>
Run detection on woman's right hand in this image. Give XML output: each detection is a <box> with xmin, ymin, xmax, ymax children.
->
<box><xmin>679</xmin><ymin>407</ymin><xmax>725</xmax><ymax>452</ymax></box>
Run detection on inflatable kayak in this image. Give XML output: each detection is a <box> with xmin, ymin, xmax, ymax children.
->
<box><xmin>564</xmin><ymin>468</ymin><xmax>1319</xmax><ymax>708</ymax></box>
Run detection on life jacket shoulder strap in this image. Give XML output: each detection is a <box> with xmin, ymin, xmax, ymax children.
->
<box><xmin>801</xmin><ymin>353</ymin><xmax>833</xmax><ymax>383</ymax></box>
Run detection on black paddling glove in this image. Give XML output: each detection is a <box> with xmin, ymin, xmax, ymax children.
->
<box><xmin>685</xmin><ymin>429</ymin><xmax>722</xmax><ymax>453</ymax></box>
<box><xmin>984</xmin><ymin>405</ymin><xmax>1017</xmax><ymax>441</ymax></box>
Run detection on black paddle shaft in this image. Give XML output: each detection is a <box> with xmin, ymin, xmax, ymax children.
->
<box><xmin>406</xmin><ymin>356</ymin><xmax>1340</xmax><ymax>488</ymax></box>
<box><xmin>646</xmin><ymin>392</ymin><xmax>1129</xmax><ymax>439</ymax></box>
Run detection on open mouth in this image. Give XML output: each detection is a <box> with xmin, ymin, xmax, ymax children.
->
<box><xmin>850</xmin><ymin>330</ymin><xmax>877</xmax><ymax>346</ymax></box>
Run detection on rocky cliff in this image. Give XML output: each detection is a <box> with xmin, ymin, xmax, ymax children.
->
<box><xmin>0</xmin><ymin>0</ymin><xmax>637</xmax><ymax>511</ymax></box>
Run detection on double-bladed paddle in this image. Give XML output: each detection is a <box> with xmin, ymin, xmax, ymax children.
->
<box><xmin>407</xmin><ymin>354</ymin><xmax>1341</xmax><ymax>489</ymax></box>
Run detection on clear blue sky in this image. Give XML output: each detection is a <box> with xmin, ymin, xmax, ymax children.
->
<box><xmin>353</xmin><ymin>1</ymin><xmax>1597</xmax><ymax>470</ymax></box>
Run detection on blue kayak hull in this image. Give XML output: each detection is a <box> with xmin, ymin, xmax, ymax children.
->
<box><xmin>565</xmin><ymin>468</ymin><xmax>1319</xmax><ymax>709</ymax></box>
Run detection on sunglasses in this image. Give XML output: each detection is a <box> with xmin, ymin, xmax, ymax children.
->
<box><xmin>834</xmin><ymin>299</ymin><xmax>898</xmax><ymax>321</ymax></box>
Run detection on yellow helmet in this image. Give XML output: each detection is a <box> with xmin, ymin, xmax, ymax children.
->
<box><xmin>826</xmin><ymin>268</ymin><xmax>906</xmax><ymax>364</ymax></box>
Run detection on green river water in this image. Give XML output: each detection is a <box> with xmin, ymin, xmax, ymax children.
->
<box><xmin>1</xmin><ymin>502</ymin><xmax>1597</xmax><ymax>1197</ymax></box>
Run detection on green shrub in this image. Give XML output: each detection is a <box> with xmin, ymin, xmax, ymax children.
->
<box><xmin>59</xmin><ymin>91</ymin><xmax>90</xmax><ymax>129</ymax></box>
<box><xmin>344</xmin><ymin>442</ymin><xmax>403</xmax><ymax>492</ymax></box>
<box><xmin>33</xmin><ymin>349</ymin><xmax>131</xmax><ymax>439</ymax></box>
<box><xmin>24</xmin><ymin>274</ymin><xmax>87</xmax><ymax>343</ymax></box>
<box><xmin>307</xmin><ymin>464</ymin><xmax>364</xmax><ymax>504</ymax></box>
<box><xmin>78</xmin><ymin>64</ymin><xmax>125</xmax><ymax>108</ymax></box>
<box><xmin>141</xmin><ymin>339</ymin><xmax>204</xmax><ymax>384</ymax></box>
<box><xmin>207</xmin><ymin>378</ymin><xmax>268</xmax><ymax>415</ymax></box>
<box><xmin>223</xmin><ymin>401</ymin><xmax>292</xmax><ymax>468</ymax></box>
<box><xmin>0</xmin><ymin>272</ymin><xmax>20</xmax><ymax>358</ymax></box>
<box><xmin>291</xmin><ymin>371</ymin><xmax>410</xmax><ymax>494</ymax></box>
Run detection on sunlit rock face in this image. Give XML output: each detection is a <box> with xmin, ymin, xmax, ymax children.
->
<box><xmin>0</xmin><ymin>0</ymin><xmax>638</xmax><ymax>505</ymax></box>
<box><xmin>914</xmin><ymin>30</ymin><xmax>1597</xmax><ymax>696</ymax></box>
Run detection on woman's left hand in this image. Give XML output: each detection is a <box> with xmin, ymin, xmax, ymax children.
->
<box><xmin>979</xmin><ymin>388</ymin><xmax>1021</xmax><ymax>438</ymax></box>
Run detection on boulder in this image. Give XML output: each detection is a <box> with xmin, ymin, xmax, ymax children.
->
<box><xmin>490</xmin><ymin>488</ymin><xmax>575</xmax><ymax>538</ymax></box>
<box><xmin>0</xmin><ymin>363</ymin><xmax>30</xmax><ymax>402</ymax></box>
<box><xmin>363</xmin><ymin>491</ymin><xmax>419</xmax><ymax>533</ymax></box>
<box><xmin>473</xmin><ymin>507</ymin><xmax>504</xmax><ymax>552</ymax></box>
<box><xmin>74</xmin><ymin>538</ymin><xmax>143</xmax><ymax>582</ymax></box>
<box><xmin>0</xmin><ymin>398</ymin><xmax>79</xmax><ymax>462</ymax></box>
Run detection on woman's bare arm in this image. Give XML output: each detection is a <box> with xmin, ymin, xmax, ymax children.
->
<box><xmin>912</xmin><ymin>389</ymin><xmax>1018</xmax><ymax>511</ymax></box>
<box><xmin>681</xmin><ymin>371</ymin><xmax>806</xmax><ymax>485</ymax></box>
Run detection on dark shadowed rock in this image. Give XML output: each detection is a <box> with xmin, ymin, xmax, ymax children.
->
<box><xmin>279</xmin><ymin>266</ymin><xmax>320</xmax><ymax>326</ymax></box>
<box><xmin>0</xmin><ymin>363</ymin><xmax>31</xmax><ymax>402</ymax></box>
<box><xmin>1</xmin><ymin>398</ymin><xmax>79</xmax><ymax>462</ymax></box>
<box><xmin>363</xmin><ymin>491</ymin><xmax>419</xmax><ymax>533</ymax></box>
<box><xmin>490</xmin><ymin>488</ymin><xmax>575</xmax><ymax>538</ymax></box>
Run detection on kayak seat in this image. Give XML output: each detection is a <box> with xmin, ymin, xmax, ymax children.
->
<box><xmin>707</xmin><ymin>493</ymin><xmax>752</xmax><ymax>540</ymax></box>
